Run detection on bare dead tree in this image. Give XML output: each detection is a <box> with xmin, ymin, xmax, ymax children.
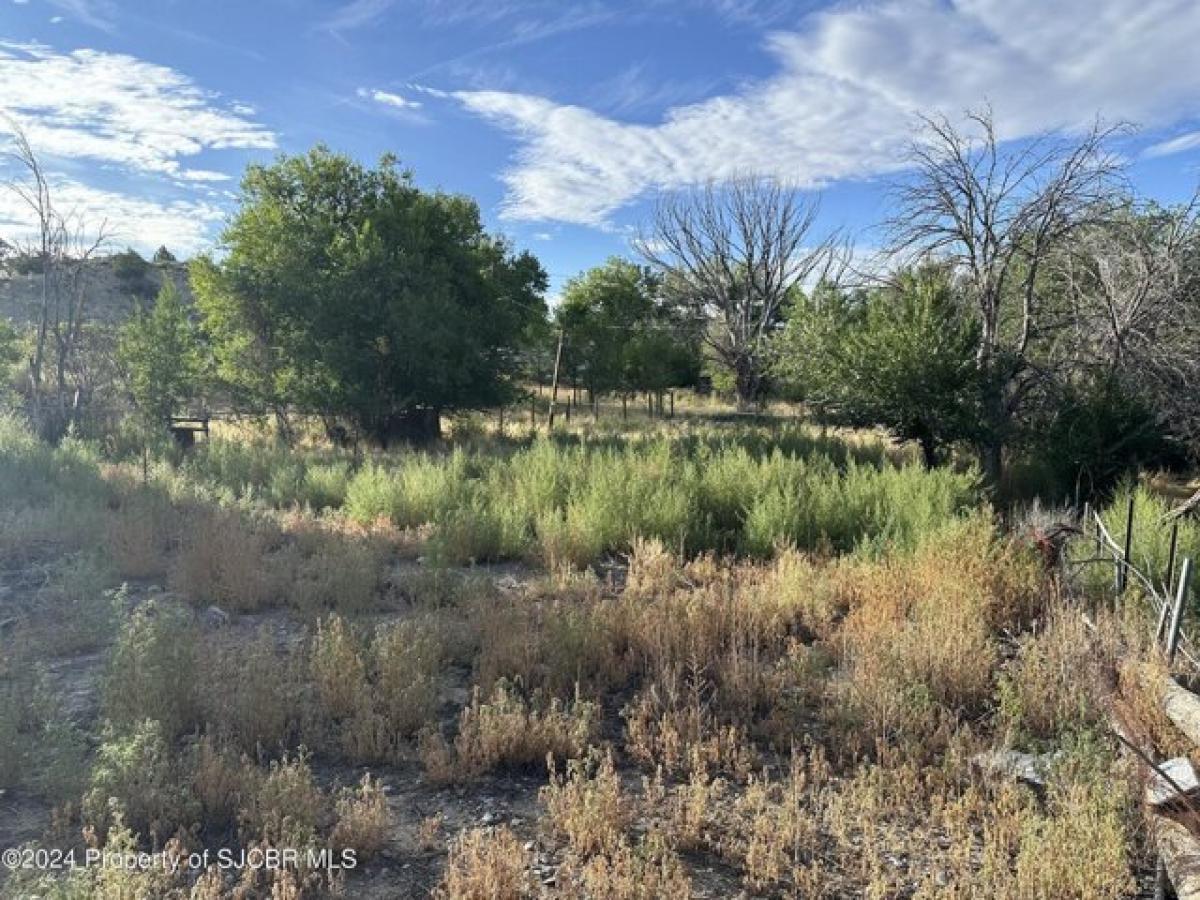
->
<box><xmin>2</xmin><ymin>118</ymin><xmax>111</xmax><ymax>436</ymax></box>
<box><xmin>636</xmin><ymin>176</ymin><xmax>840</xmax><ymax>410</ymax></box>
<box><xmin>888</xmin><ymin>106</ymin><xmax>1128</xmax><ymax>483</ymax></box>
<box><xmin>1059</xmin><ymin>190</ymin><xmax>1200</xmax><ymax>451</ymax></box>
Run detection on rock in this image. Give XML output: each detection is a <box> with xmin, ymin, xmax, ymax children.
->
<box><xmin>972</xmin><ymin>749</ymin><xmax>1054</xmax><ymax>788</ymax></box>
<box><xmin>480</xmin><ymin>811</ymin><xmax>498</xmax><ymax>826</ymax></box>
<box><xmin>1146</xmin><ymin>757</ymin><xmax>1200</xmax><ymax>810</ymax></box>
<box><xmin>201</xmin><ymin>606</ymin><xmax>230</xmax><ymax>629</ymax></box>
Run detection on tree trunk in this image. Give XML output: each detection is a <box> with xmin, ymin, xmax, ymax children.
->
<box><xmin>980</xmin><ymin>440</ymin><xmax>1003</xmax><ymax>488</ymax></box>
<box><xmin>733</xmin><ymin>356</ymin><xmax>760</xmax><ymax>412</ymax></box>
<box><xmin>373</xmin><ymin>408</ymin><xmax>441</xmax><ymax>448</ymax></box>
<box><xmin>918</xmin><ymin>433</ymin><xmax>938</xmax><ymax>470</ymax></box>
<box><xmin>977</xmin><ymin>373</ymin><xmax>1006</xmax><ymax>486</ymax></box>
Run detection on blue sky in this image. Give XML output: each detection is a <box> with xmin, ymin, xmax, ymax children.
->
<box><xmin>2</xmin><ymin>0</ymin><xmax>1200</xmax><ymax>297</ymax></box>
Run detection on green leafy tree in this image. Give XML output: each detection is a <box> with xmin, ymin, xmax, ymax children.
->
<box><xmin>0</xmin><ymin>320</ymin><xmax>21</xmax><ymax>405</ymax></box>
<box><xmin>191</xmin><ymin>147</ymin><xmax>547</xmax><ymax>444</ymax></box>
<box><xmin>111</xmin><ymin>248</ymin><xmax>153</xmax><ymax>299</ymax></box>
<box><xmin>557</xmin><ymin>258</ymin><xmax>699</xmax><ymax>403</ymax></box>
<box><xmin>152</xmin><ymin>245</ymin><xmax>177</xmax><ymax>264</ymax></box>
<box><xmin>117</xmin><ymin>280</ymin><xmax>206</xmax><ymax>427</ymax></box>
<box><xmin>774</xmin><ymin>266</ymin><xmax>980</xmax><ymax>468</ymax></box>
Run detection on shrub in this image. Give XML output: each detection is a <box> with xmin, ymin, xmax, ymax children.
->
<box><xmin>420</xmin><ymin>680</ymin><xmax>595</xmax><ymax>782</ymax></box>
<box><xmin>238</xmin><ymin>752</ymin><xmax>325</xmax><ymax>849</ymax></box>
<box><xmin>83</xmin><ymin>719</ymin><xmax>197</xmax><ymax>840</ymax></box>
<box><xmin>0</xmin><ymin>669</ymin><xmax>87</xmax><ymax>802</ymax></box>
<box><xmin>541</xmin><ymin>747</ymin><xmax>628</xmax><ymax>855</ymax></box>
<box><xmin>434</xmin><ymin>826</ymin><xmax>530</xmax><ymax>900</ymax></box>
<box><xmin>102</xmin><ymin>600</ymin><xmax>199</xmax><ymax>739</ymax></box>
<box><xmin>288</xmin><ymin>532</ymin><xmax>385</xmax><ymax>614</ymax></box>
<box><xmin>200</xmin><ymin>629</ymin><xmax>298</xmax><ymax>753</ymax></box>
<box><xmin>1094</xmin><ymin>483</ymin><xmax>1199</xmax><ymax>607</ymax></box>
<box><xmin>372</xmin><ymin>619</ymin><xmax>443</xmax><ymax>737</ymax></box>
<box><xmin>330</xmin><ymin>774</ymin><xmax>391</xmax><ymax>859</ymax></box>
<box><xmin>169</xmin><ymin>508</ymin><xmax>289</xmax><ymax>612</ymax></box>
<box><xmin>556</xmin><ymin>829</ymin><xmax>693</xmax><ymax>900</ymax></box>
<box><xmin>300</xmin><ymin>461</ymin><xmax>351</xmax><ymax>510</ymax></box>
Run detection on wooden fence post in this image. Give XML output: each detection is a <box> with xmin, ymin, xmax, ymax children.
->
<box><xmin>1117</xmin><ymin>494</ymin><xmax>1135</xmax><ymax>595</ymax></box>
<box><xmin>1167</xmin><ymin>519</ymin><xmax>1181</xmax><ymax>595</ymax></box>
<box><xmin>1165</xmin><ymin>557</ymin><xmax>1193</xmax><ymax>666</ymax></box>
<box><xmin>548</xmin><ymin>328</ymin><xmax>564</xmax><ymax>430</ymax></box>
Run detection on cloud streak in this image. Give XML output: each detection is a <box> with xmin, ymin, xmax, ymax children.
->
<box><xmin>357</xmin><ymin>87</ymin><xmax>422</xmax><ymax>111</ymax></box>
<box><xmin>46</xmin><ymin>0</ymin><xmax>116</xmax><ymax>32</ymax></box>
<box><xmin>0</xmin><ymin>42</ymin><xmax>276</xmax><ymax>181</ymax></box>
<box><xmin>0</xmin><ymin>174</ymin><xmax>226</xmax><ymax>255</ymax></box>
<box><xmin>450</xmin><ymin>0</ymin><xmax>1200</xmax><ymax>225</ymax></box>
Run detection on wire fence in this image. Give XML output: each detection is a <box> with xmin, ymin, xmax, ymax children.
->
<box><xmin>1074</xmin><ymin>503</ymin><xmax>1198</xmax><ymax>671</ymax></box>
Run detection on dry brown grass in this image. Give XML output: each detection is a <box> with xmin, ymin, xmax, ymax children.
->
<box><xmin>102</xmin><ymin>490</ymin><xmax>177</xmax><ymax>579</ymax></box>
<box><xmin>200</xmin><ymin>628</ymin><xmax>299</xmax><ymax>753</ymax></box>
<box><xmin>238</xmin><ymin>752</ymin><xmax>325</xmax><ymax>848</ymax></box>
<box><xmin>169</xmin><ymin>507</ymin><xmax>290</xmax><ymax>612</ymax></box>
<box><xmin>330</xmin><ymin>774</ymin><xmax>391</xmax><ymax>859</ymax></box>
<box><xmin>3</xmin><ymin>421</ymin><xmax>1167</xmax><ymax>899</ymax></box>
<box><xmin>433</xmin><ymin>826</ymin><xmax>531</xmax><ymax>900</ymax></box>
<box><xmin>419</xmin><ymin>680</ymin><xmax>596</xmax><ymax>783</ymax></box>
<box><xmin>555</xmin><ymin>828</ymin><xmax>693</xmax><ymax>899</ymax></box>
<box><xmin>540</xmin><ymin>747</ymin><xmax>629</xmax><ymax>855</ymax></box>
<box><xmin>372</xmin><ymin>617</ymin><xmax>444</xmax><ymax>737</ymax></box>
<box><xmin>622</xmin><ymin>675</ymin><xmax>758</xmax><ymax>780</ymax></box>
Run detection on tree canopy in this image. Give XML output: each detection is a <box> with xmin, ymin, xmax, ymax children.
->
<box><xmin>117</xmin><ymin>280</ymin><xmax>206</xmax><ymax>427</ymax></box>
<box><xmin>556</xmin><ymin>257</ymin><xmax>699</xmax><ymax>400</ymax></box>
<box><xmin>773</xmin><ymin>266</ymin><xmax>981</xmax><ymax>467</ymax></box>
<box><xmin>191</xmin><ymin>147</ymin><xmax>547</xmax><ymax>444</ymax></box>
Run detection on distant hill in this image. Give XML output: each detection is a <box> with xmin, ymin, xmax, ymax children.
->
<box><xmin>0</xmin><ymin>256</ymin><xmax>192</xmax><ymax>328</ymax></box>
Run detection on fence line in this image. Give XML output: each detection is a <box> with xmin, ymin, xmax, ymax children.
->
<box><xmin>1082</xmin><ymin>508</ymin><xmax>1199</xmax><ymax>671</ymax></box>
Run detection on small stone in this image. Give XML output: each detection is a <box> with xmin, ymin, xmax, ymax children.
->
<box><xmin>523</xmin><ymin>841</ymin><xmax>535</xmax><ymax>852</ymax></box>
<box><xmin>201</xmin><ymin>605</ymin><xmax>230</xmax><ymax>629</ymax></box>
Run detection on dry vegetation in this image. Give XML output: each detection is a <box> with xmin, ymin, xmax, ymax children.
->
<box><xmin>0</xmin><ymin>412</ymin><xmax>1188</xmax><ymax>898</ymax></box>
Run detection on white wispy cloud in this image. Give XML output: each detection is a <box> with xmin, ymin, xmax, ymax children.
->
<box><xmin>1145</xmin><ymin>131</ymin><xmax>1200</xmax><ymax>159</ymax></box>
<box><xmin>0</xmin><ymin>175</ymin><xmax>225</xmax><ymax>256</ymax></box>
<box><xmin>318</xmin><ymin>0</ymin><xmax>396</xmax><ymax>34</ymax></box>
<box><xmin>357</xmin><ymin>87</ymin><xmax>422</xmax><ymax>111</ymax></box>
<box><xmin>0</xmin><ymin>42</ymin><xmax>276</xmax><ymax>181</ymax></box>
<box><xmin>0</xmin><ymin>42</ymin><xmax>275</xmax><ymax>256</ymax></box>
<box><xmin>46</xmin><ymin>0</ymin><xmax>116</xmax><ymax>32</ymax></box>
<box><xmin>587</xmin><ymin>63</ymin><xmax>723</xmax><ymax>117</ymax></box>
<box><xmin>450</xmin><ymin>0</ymin><xmax>1200</xmax><ymax>225</ymax></box>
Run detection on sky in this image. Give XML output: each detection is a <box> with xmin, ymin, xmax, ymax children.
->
<box><xmin>2</xmin><ymin>0</ymin><xmax>1200</xmax><ymax>298</ymax></box>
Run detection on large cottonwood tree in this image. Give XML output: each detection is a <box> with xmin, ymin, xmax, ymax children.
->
<box><xmin>191</xmin><ymin>147</ymin><xmax>547</xmax><ymax>444</ymax></box>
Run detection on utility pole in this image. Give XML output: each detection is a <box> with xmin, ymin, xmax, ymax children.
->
<box><xmin>547</xmin><ymin>327</ymin><xmax>565</xmax><ymax>430</ymax></box>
